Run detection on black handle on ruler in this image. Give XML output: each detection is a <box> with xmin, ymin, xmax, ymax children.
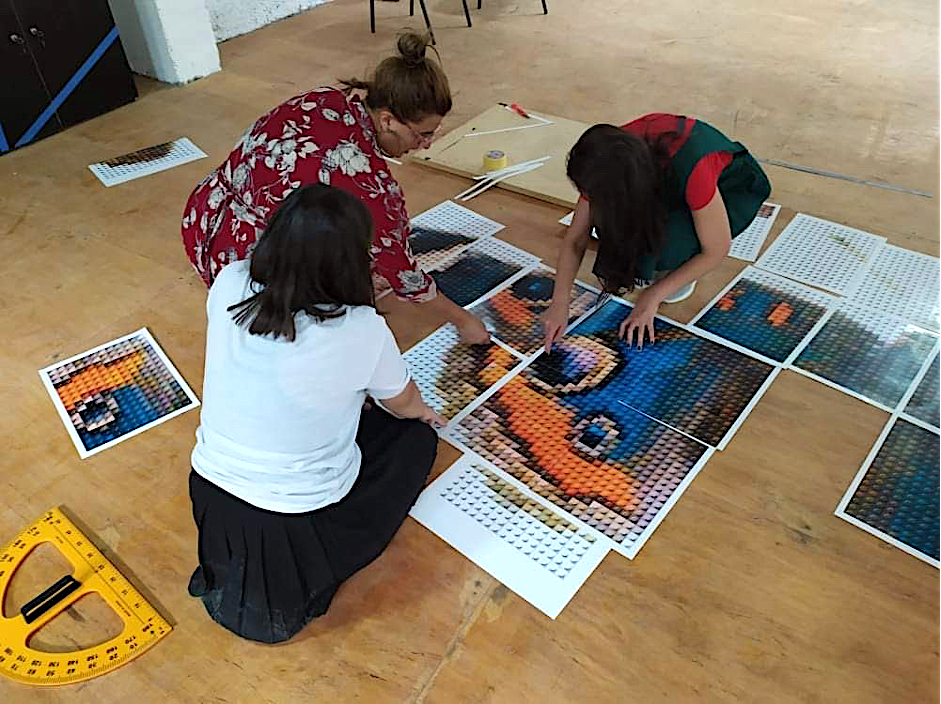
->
<box><xmin>21</xmin><ymin>575</ymin><xmax>82</xmax><ymax>624</ymax></box>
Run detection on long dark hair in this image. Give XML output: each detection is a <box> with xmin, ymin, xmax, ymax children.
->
<box><xmin>566</xmin><ymin>123</ymin><xmax>677</xmax><ymax>292</ymax></box>
<box><xmin>227</xmin><ymin>184</ymin><xmax>375</xmax><ymax>340</ymax></box>
<box><xmin>339</xmin><ymin>32</ymin><xmax>452</xmax><ymax>123</ymax></box>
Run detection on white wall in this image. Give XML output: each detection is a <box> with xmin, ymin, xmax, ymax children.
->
<box><xmin>205</xmin><ymin>0</ymin><xmax>330</xmax><ymax>42</ymax></box>
<box><xmin>108</xmin><ymin>0</ymin><xmax>331</xmax><ymax>84</ymax></box>
<box><xmin>109</xmin><ymin>0</ymin><xmax>221</xmax><ymax>84</ymax></box>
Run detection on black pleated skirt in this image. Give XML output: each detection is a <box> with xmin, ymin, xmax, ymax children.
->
<box><xmin>188</xmin><ymin>406</ymin><xmax>438</xmax><ymax>643</ymax></box>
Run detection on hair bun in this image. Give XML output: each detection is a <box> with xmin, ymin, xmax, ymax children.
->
<box><xmin>397</xmin><ymin>31</ymin><xmax>430</xmax><ymax>68</ymax></box>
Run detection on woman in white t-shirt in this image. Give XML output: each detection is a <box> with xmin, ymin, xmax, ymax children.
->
<box><xmin>188</xmin><ymin>183</ymin><xmax>443</xmax><ymax>643</ymax></box>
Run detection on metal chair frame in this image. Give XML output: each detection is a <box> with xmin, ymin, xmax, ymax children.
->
<box><xmin>369</xmin><ymin>1</ymin><xmax>548</xmax><ymax>43</ymax></box>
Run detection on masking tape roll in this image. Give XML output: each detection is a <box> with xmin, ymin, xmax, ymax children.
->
<box><xmin>482</xmin><ymin>149</ymin><xmax>508</xmax><ymax>171</ymax></box>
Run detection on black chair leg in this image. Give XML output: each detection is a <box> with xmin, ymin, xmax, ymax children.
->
<box><xmin>541</xmin><ymin>0</ymin><xmax>548</xmax><ymax>14</ymax></box>
<box><xmin>417</xmin><ymin>0</ymin><xmax>436</xmax><ymax>43</ymax></box>
<box><xmin>477</xmin><ymin>0</ymin><xmax>481</xmax><ymax>8</ymax></box>
<box><xmin>462</xmin><ymin>0</ymin><xmax>472</xmax><ymax>26</ymax></box>
<box><xmin>410</xmin><ymin>0</ymin><xmax>414</xmax><ymax>16</ymax></box>
<box><xmin>370</xmin><ymin>0</ymin><xmax>376</xmax><ymax>32</ymax></box>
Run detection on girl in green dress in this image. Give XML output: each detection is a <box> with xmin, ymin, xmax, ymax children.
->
<box><xmin>544</xmin><ymin>114</ymin><xmax>771</xmax><ymax>350</ymax></box>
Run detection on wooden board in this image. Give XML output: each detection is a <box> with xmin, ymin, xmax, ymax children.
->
<box><xmin>413</xmin><ymin>105</ymin><xmax>589</xmax><ymax>208</ymax></box>
<box><xmin>2</xmin><ymin>1</ymin><xmax>940</xmax><ymax>702</ymax></box>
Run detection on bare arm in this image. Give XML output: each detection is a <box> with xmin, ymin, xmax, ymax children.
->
<box><xmin>620</xmin><ymin>189</ymin><xmax>731</xmax><ymax>348</ymax></box>
<box><xmin>543</xmin><ymin>200</ymin><xmax>593</xmax><ymax>352</ymax></box>
<box><xmin>415</xmin><ymin>292</ymin><xmax>490</xmax><ymax>344</ymax></box>
<box><xmin>647</xmin><ymin>189</ymin><xmax>731</xmax><ymax>299</ymax></box>
<box><xmin>379</xmin><ymin>380</ymin><xmax>445</xmax><ymax>427</ymax></box>
<box><xmin>553</xmin><ymin>199</ymin><xmax>593</xmax><ymax>307</ymax></box>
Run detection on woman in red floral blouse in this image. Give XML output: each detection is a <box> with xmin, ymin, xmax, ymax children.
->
<box><xmin>181</xmin><ymin>33</ymin><xmax>489</xmax><ymax>343</ymax></box>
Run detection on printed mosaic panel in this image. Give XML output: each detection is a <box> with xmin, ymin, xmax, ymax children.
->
<box><xmin>905</xmin><ymin>353</ymin><xmax>940</xmax><ymax>428</ymax></box>
<box><xmin>729</xmin><ymin>202</ymin><xmax>781</xmax><ymax>262</ymax></box>
<box><xmin>410</xmin><ymin>455</ymin><xmax>609</xmax><ymax>618</ymax></box>
<box><xmin>449</xmin><ymin>357</ymin><xmax>713</xmax><ymax>558</ymax></box>
<box><xmin>39</xmin><ymin>329</ymin><xmax>199</xmax><ymax>458</ymax></box>
<box><xmin>437</xmin><ymin>463</ymin><xmax>601</xmax><ymax>580</ymax></box>
<box><xmin>402</xmin><ymin>324</ymin><xmax>520</xmax><ymax>420</ymax></box>
<box><xmin>470</xmin><ymin>268</ymin><xmax>599</xmax><ymax>356</ymax></box>
<box><xmin>755</xmin><ymin>214</ymin><xmax>886</xmax><ymax>294</ymax></box>
<box><xmin>89</xmin><ymin>138</ymin><xmax>207</xmax><ymax>187</ymax></box>
<box><xmin>407</xmin><ymin>201</ymin><xmax>505</xmax><ymax>273</ymax></box>
<box><xmin>792</xmin><ymin>305</ymin><xmax>938</xmax><ymax>409</ymax></box>
<box><xmin>692</xmin><ymin>267</ymin><xmax>834</xmax><ymax>362</ymax></box>
<box><xmin>844</xmin><ymin>244</ymin><xmax>940</xmax><ymax>332</ymax></box>
<box><xmin>837</xmin><ymin>418</ymin><xmax>940</xmax><ymax>566</ymax></box>
<box><xmin>409</xmin><ymin>200</ymin><xmax>505</xmax><ymax>239</ymax></box>
<box><xmin>429</xmin><ymin>238</ymin><xmax>541</xmax><ymax>308</ymax></box>
<box><xmin>408</xmin><ymin>226</ymin><xmax>477</xmax><ymax>271</ymax></box>
<box><xmin>563</xmin><ymin>300</ymin><xmax>776</xmax><ymax>447</ymax></box>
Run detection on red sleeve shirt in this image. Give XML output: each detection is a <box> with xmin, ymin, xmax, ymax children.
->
<box><xmin>684</xmin><ymin>151</ymin><xmax>733</xmax><ymax>210</ymax></box>
<box><xmin>181</xmin><ymin>88</ymin><xmax>436</xmax><ymax>301</ymax></box>
<box><xmin>578</xmin><ymin>114</ymin><xmax>731</xmax><ymax>211</ymax></box>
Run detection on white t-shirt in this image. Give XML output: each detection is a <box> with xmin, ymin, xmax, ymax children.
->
<box><xmin>191</xmin><ymin>260</ymin><xmax>411</xmax><ymax>513</ymax></box>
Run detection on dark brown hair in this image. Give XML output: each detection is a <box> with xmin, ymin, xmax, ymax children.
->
<box><xmin>339</xmin><ymin>31</ymin><xmax>451</xmax><ymax>123</ymax></box>
<box><xmin>566</xmin><ymin>123</ymin><xmax>678</xmax><ymax>292</ymax></box>
<box><xmin>228</xmin><ymin>184</ymin><xmax>375</xmax><ymax>341</ymax></box>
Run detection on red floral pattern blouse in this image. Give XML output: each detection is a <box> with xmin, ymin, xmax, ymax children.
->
<box><xmin>180</xmin><ymin>87</ymin><xmax>436</xmax><ymax>301</ymax></box>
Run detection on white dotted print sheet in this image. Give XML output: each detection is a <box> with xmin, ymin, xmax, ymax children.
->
<box><xmin>689</xmin><ymin>265</ymin><xmax>838</xmax><ymax>364</ymax></box>
<box><xmin>833</xmin><ymin>415</ymin><xmax>941</xmax><ymax>568</ymax></box>
<box><xmin>89</xmin><ymin>138</ymin><xmax>207</xmax><ymax>187</ymax></box>
<box><xmin>401</xmin><ymin>324</ymin><xmax>525</xmax><ymax>420</ymax></box>
<box><xmin>410</xmin><ymin>200</ymin><xmax>505</xmax><ymax>239</ymax></box>
<box><xmin>426</xmin><ymin>235</ymin><xmax>543</xmax><ymax>309</ymax></box>
<box><xmin>38</xmin><ymin>328</ymin><xmax>200</xmax><ymax>459</ymax></box>
<box><xmin>729</xmin><ymin>203</ymin><xmax>782</xmax><ymax>262</ymax></box>
<box><xmin>408</xmin><ymin>202</ymin><xmax>517</xmax><ymax>285</ymax></box>
<box><xmin>736</xmin><ymin>267</ymin><xmax>835</xmax><ymax>308</ymax></box>
<box><xmin>437</xmin><ymin>235</ymin><xmax>542</xmax><ymax>271</ymax></box>
<box><xmin>468</xmin><ymin>266</ymin><xmax>603</xmax><ymax>357</ymax></box>
<box><xmin>791</xmin><ymin>303</ymin><xmax>940</xmax><ymax>411</ymax></box>
<box><xmin>755</xmin><ymin>214</ymin><xmax>887</xmax><ymax>294</ymax></box>
<box><xmin>843</xmin><ymin>244</ymin><xmax>940</xmax><ymax>332</ymax></box>
<box><xmin>409</xmin><ymin>238</ymin><xmax>472</xmax><ymax>273</ymax></box>
<box><xmin>402</xmin><ymin>324</ymin><xmax>464</xmax><ymax>418</ymax></box>
<box><xmin>409</xmin><ymin>454</ymin><xmax>610</xmax><ymax>618</ymax></box>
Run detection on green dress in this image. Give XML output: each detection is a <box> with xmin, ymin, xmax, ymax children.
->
<box><xmin>635</xmin><ymin>118</ymin><xmax>771</xmax><ymax>282</ymax></box>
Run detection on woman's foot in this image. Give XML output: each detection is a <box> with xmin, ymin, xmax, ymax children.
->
<box><xmin>663</xmin><ymin>281</ymin><xmax>696</xmax><ymax>304</ymax></box>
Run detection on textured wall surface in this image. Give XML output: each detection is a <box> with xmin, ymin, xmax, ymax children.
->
<box><xmin>204</xmin><ymin>0</ymin><xmax>331</xmax><ymax>41</ymax></box>
<box><xmin>109</xmin><ymin>0</ymin><xmax>220</xmax><ymax>83</ymax></box>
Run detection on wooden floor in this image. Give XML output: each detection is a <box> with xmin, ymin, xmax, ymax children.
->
<box><xmin>1</xmin><ymin>0</ymin><xmax>938</xmax><ymax>701</ymax></box>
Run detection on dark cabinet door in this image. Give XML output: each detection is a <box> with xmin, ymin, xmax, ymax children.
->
<box><xmin>0</xmin><ymin>0</ymin><xmax>60</xmax><ymax>151</ymax></box>
<box><xmin>14</xmin><ymin>0</ymin><xmax>136</xmax><ymax>132</ymax></box>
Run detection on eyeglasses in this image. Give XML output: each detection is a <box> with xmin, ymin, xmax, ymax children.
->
<box><xmin>399</xmin><ymin>119</ymin><xmax>439</xmax><ymax>145</ymax></box>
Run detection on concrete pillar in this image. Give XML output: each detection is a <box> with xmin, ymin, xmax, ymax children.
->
<box><xmin>108</xmin><ymin>0</ymin><xmax>221</xmax><ymax>84</ymax></box>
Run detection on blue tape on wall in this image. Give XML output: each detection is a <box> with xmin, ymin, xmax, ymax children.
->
<box><xmin>14</xmin><ymin>26</ymin><xmax>120</xmax><ymax>149</ymax></box>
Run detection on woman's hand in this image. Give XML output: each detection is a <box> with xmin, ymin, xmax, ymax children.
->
<box><xmin>417</xmin><ymin>294</ymin><xmax>490</xmax><ymax>344</ymax></box>
<box><xmin>380</xmin><ymin>382</ymin><xmax>447</xmax><ymax>428</ymax></box>
<box><xmin>542</xmin><ymin>299</ymin><xmax>570</xmax><ymax>353</ymax></box>
<box><xmin>416</xmin><ymin>403</ymin><xmax>447</xmax><ymax>429</ymax></box>
<box><xmin>619</xmin><ymin>287</ymin><xmax>662</xmax><ymax>349</ymax></box>
<box><xmin>456</xmin><ymin>310</ymin><xmax>491</xmax><ymax>345</ymax></box>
